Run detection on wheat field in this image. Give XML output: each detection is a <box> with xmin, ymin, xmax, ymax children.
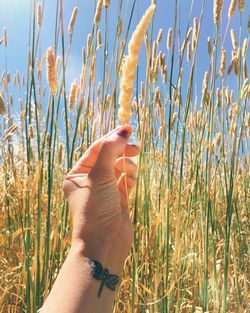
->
<box><xmin>0</xmin><ymin>0</ymin><xmax>249</xmax><ymax>312</ymax></box>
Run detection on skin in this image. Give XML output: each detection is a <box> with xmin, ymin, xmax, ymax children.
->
<box><xmin>40</xmin><ymin>124</ymin><xmax>140</xmax><ymax>313</ymax></box>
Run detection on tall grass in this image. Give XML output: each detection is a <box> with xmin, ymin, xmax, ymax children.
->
<box><xmin>0</xmin><ymin>0</ymin><xmax>249</xmax><ymax>312</ymax></box>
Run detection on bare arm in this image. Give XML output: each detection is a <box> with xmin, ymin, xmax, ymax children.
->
<box><xmin>40</xmin><ymin>125</ymin><xmax>139</xmax><ymax>313</ymax></box>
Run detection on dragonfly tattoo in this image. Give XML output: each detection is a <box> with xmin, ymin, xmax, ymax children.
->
<box><xmin>89</xmin><ymin>260</ymin><xmax>120</xmax><ymax>297</ymax></box>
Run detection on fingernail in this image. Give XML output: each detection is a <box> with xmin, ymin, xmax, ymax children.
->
<box><xmin>117</xmin><ymin>129</ymin><xmax>129</xmax><ymax>138</ymax></box>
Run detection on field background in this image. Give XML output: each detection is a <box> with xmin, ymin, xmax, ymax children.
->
<box><xmin>0</xmin><ymin>0</ymin><xmax>249</xmax><ymax>312</ymax></box>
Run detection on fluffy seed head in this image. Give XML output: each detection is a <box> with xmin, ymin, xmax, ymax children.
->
<box><xmin>68</xmin><ymin>7</ymin><xmax>78</xmax><ymax>34</ymax></box>
<box><xmin>192</xmin><ymin>17</ymin><xmax>198</xmax><ymax>50</ymax></box>
<box><xmin>166</xmin><ymin>28</ymin><xmax>172</xmax><ymax>50</ymax></box>
<box><xmin>37</xmin><ymin>3</ymin><xmax>42</xmax><ymax>28</ymax></box>
<box><xmin>242</xmin><ymin>38</ymin><xmax>248</xmax><ymax>58</ymax></box>
<box><xmin>3</xmin><ymin>27</ymin><xmax>7</xmax><ymax>47</ymax></box>
<box><xmin>207</xmin><ymin>36</ymin><xmax>212</xmax><ymax>55</ymax></box>
<box><xmin>118</xmin><ymin>4</ymin><xmax>156</xmax><ymax>123</ymax></box>
<box><xmin>213</xmin><ymin>0</ymin><xmax>224</xmax><ymax>25</ymax></box>
<box><xmin>238</xmin><ymin>0</ymin><xmax>245</xmax><ymax>13</ymax></box>
<box><xmin>228</xmin><ymin>0</ymin><xmax>236</xmax><ymax>20</ymax></box>
<box><xmin>69</xmin><ymin>79</ymin><xmax>78</xmax><ymax>112</ymax></box>
<box><xmin>103</xmin><ymin>0</ymin><xmax>110</xmax><ymax>8</ymax></box>
<box><xmin>46</xmin><ymin>47</ymin><xmax>58</xmax><ymax>93</ymax></box>
<box><xmin>29</xmin><ymin>124</ymin><xmax>34</xmax><ymax>139</ymax></box>
<box><xmin>219</xmin><ymin>48</ymin><xmax>226</xmax><ymax>76</ymax></box>
<box><xmin>157</xmin><ymin>28</ymin><xmax>163</xmax><ymax>45</ymax></box>
<box><xmin>0</xmin><ymin>94</ymin><xmax>5</xmax><ymax>115</ymax></box>
<box><xmin>230</xmin><ymin>29</ymin><xmax>238</xmax><ymax>50</ymax></box>
<box><xmin>94</xmin><ymin>0</ymin><xmax>103</xmax><ymax>25</ymax></box>
<box><xmin>58</xmin><ymin>143</ymin><xmax>63</xmax><ymax>165</ymax></box>
<box><xmin>97</xmin><ymin>29</ymin><xmax>102</xmax><ymax>48</ymax></box>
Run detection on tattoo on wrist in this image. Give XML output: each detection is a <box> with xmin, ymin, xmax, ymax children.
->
<box><xmin>89</xmin><ymin>260</ymin><xmax>120</xmax><ymax>298</ymax></box>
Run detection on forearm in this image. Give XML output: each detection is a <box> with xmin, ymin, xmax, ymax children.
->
<box><xmin>40</xmin><ymin>240</ymin><xmax>125</xmax><ymax>313</ymax></box>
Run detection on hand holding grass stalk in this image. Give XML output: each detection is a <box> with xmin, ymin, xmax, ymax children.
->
<box><xmin>40</xmin><ymin>125</ymin><xmax>140</xmax><ymax>312</ymax></box>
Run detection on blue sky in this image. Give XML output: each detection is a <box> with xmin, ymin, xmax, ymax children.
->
<box><xmin>0</xmin><ymin>0</ymin><xmax>249</xmax><ymax>114</ymax></box>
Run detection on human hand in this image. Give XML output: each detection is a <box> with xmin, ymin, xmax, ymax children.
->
<box><xmin>63</xmin><ymin>125</ymin><xmax>140</xmax><ymax>272</ymax></box>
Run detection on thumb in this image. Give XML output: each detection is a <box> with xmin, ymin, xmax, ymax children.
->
<box><xmin>90</xmin><ymin>125</ymin><xmax>133</xmax><ymax>176</ymax></box>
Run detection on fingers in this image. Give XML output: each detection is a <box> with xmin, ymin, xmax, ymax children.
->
<box><xmin>89</xmin><ymin>125</ymin><xmax>133</xmax><ymax>176</ymax></box>
<box><xmin>117</xmin><ymin>173</ymin><xmax>137</xmax><ymax>210</ymax></box>
<box><xmin>114</xmin><ymin>157</ymin><xmax>137</xmax><ymax>180</ymax></box>
<box><xmin>118</xmin><ymin>143</ymin><xmax>140</xmax><ymax>158</ymax></box>
<box><xmin>68</xmin><ymin>125</ymin><xmax>124</xmax><ymax>176</ymax></box>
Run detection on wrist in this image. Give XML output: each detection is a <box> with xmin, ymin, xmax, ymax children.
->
<box><xmin>71</xmin><ymin>231</ymin><xmax>130</xmax><ymax>274</ymax></box>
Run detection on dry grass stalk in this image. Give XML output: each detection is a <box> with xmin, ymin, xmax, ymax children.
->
<box><xmin>56</xmin><ymin>55</ymin><xmax>61</xmax><ymax>73</ymax></box>
<box><xmin>0</xmin><ymin>94</ymin><xmax>5</xmax><ymax>115</ymax></box>
<box><xmin>227</xmin><ymin>54</ymin><xmax>237</xmax><ymax>76</ymax></box>
<box><xmin>68</xmin><ymin>7</ymin><xmax>78</xmax><ymax>35</ymax></box>
<box><xmin>117</xmin><ymin>17</ymin><xmax>123</xmax><ymax>37</ymax></box>
<box><xmin>103</xmin><ymin>0</ymin><xmax>110</xmax><ymax>8</ymax></box>
<box><xmin>3</xmin><ymin>27</ymin><xmax>7</xmax><ymax>47</ymax></box>
<box><xmin>234</xmin><ymin>47</ymin><xmax>241</xmax><ymax>76</ymax></box>
<box><xmin>243</xmin><ymin>58</ymin><xmax>248</xmax><ymax>80</ymax></box>
<box><xmin>187</xmin><ymin>41</ymin><xmax>191</xmax><ymax>62</ymax></box>
<box><xmin>242</xmin><ymin>38</ymin><xmax>248</xmax><ymax>58</ymax></box>
<box><xmin>37</xmin><ymin>3</ymin><xmax>42</xmax><ymax>28</ymax></box>
<box><xmin>230</xmin><ymin>29</ymin><xmax>238</xmax><ymax>50</ymax></box>
<box><xmin>166</xmin><ymin>27</ymin><xmax>172</xmax><ymax>50</ymax></box>
<box><xmin>192</xmin><ymin>17</ymin><xmax>198</xmax><ymax>50</ymax></box>
<box><xmin>69</xmin><ymin>79</ymin><xmax>78</xmax><ymax>112</ymax></box>
<box><xmin>219</xmin><ymin>48</ymin><xmax>226</xmax><ymax>76</ymax></box>
<box><xmin>29</xmin><ymin>124</ymin><xmax>34</xmax><ymax>139</ymax></box>
<box><xmin>87</xmin><ymin>33</ymin><xmax>92</xmax><ymax>56</ymax></box>
<box><xmin>94</xmin><ymin>0</ymin><xmax>103</xmax><ymax>25</ymax></box>
<box><xmin>118</xmin><ymin>4</ymin><xmax>156</xmax><ymax>123</ymax></box>
<box><xmin>213</xmin><ymin>0</ymin><xmax>224</xmax><ymax>25</ymax></box>
<box><xmin>97</xmin><ymin>29</ymin><xmax>102</xmax><ymax>48</ymax></box>
<box><xmin>228</xmin><ymin>0</ymin><xmax>237</xmax><ymax>20</ymax></box>
<box><xmin>157</xmin><ymin>28</ymin><xmax>163</xmax><ymax>45</ymax></box>
<box><xmin>46</xmin><ymin>47</ymin><xmax>58</xmax><ymax>93</ymax></box>
<box><xmin>58</xmin><ymin>143</ymin><xmax>63</xmax><ymax>165</ymax></box>
<box><xmin>181</xmin><ymin>27</ymin><xmax>192</xmax><ymax>55</ymax></box>
<box><xmin>238</xmin><ymin>0</ymin><xmax>245</xmax><ymax>13</ymax></box>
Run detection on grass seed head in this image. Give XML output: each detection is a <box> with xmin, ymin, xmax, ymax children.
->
<box><xmin>207</xmin><ymin>36</ymin><xmax>212</xmax><ymax>55</ymax></box>
<box><xmin>3</xmin><ymin>27</ymin><xmax>7</xmax><ymax>47</ymax></box>
<box><xmin>242</xmin><ymin>38</ymin><xmax>248</xmax><ymax>58</ymax></box>
<box><xmin>238</xmin><ymin>0</ymin><xmax>245</xmax><ymax>13</ymax></box>
<box><xmin>118</xmin><ymin>4</ymin><xmax>156</xmax><ymax>123</ymax></box>
<box><xmin>243</xmin><ymin>58</ymin><xmax>248</xmax><ymax>80</ymax></box>
<box><xmin>219</xmin><ymin>48</ymin><xmax>226</xmax><ymax>76</ymax></box>
<box><xmin>230</xmin><ymin>29</ymin><xmax>238</xmax><ymax>50</ymax></box>
<box><xmin>69</xmin><ymin>79</ymin><xmax>78</xmax><ymax>112</ymax></box>
<box><xmin>228</xmin><ymin>0</ymin><xmax>237</xmax><ymax>20</ymax></box>
<box><xmin>166</xmin><ymin>27</ymin><xmax>172</xmax><ymax>50</ymax></box>
<box><xmin>157</xmin><ymin>28</ymin><xmax>163</xmax><ymax>45</ymax></box>
<box><xmin>0</xmin><ymin>94</ymin><xmax>5</xmax><ymax>115</ymax></box>
<box><xmin>29</xmin><ymin>124</ymin><xmax>34</xmax><ymax>139</ymax></box>
<box><xmin>103</xmin><ymin>0</ymin><xmax>110</xmax><ymax>8</ymax></box>
<box><xmin>46</xmin><ymin>47</ymin><xmax>58</xmax><ymax>93</ymax></box>
<box><xmin>187</xmin><ymin>41</ymin><xmax>191</xmax><ymax>62</ymax></box>
<box><xmin>68</xmin><ymin>7</ymin><xmax>78</xmax><ymax>35</ymax></box>
<box><xmin>192</xmin><ymin>17</ymin><xmax>198</xmax><ymax>50</ymax></box>
<box><xmin>213</xmin><ymin>0</ymin><xmax>224</xmax><ymax>25</ymax></box>
<box><xmin>94</xmin><ymin>0</ymin><xmax>103</xmax><ymax>25</ymax></box>
<box><xmin>97</xmin><ymin>29</ymin><xmax>102</xmax><ymax>48</ymax></box>
<box><xmin>37</xmin><ymin>3</ymin><xmax>42</xmax><ymax>28</ymax></box>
